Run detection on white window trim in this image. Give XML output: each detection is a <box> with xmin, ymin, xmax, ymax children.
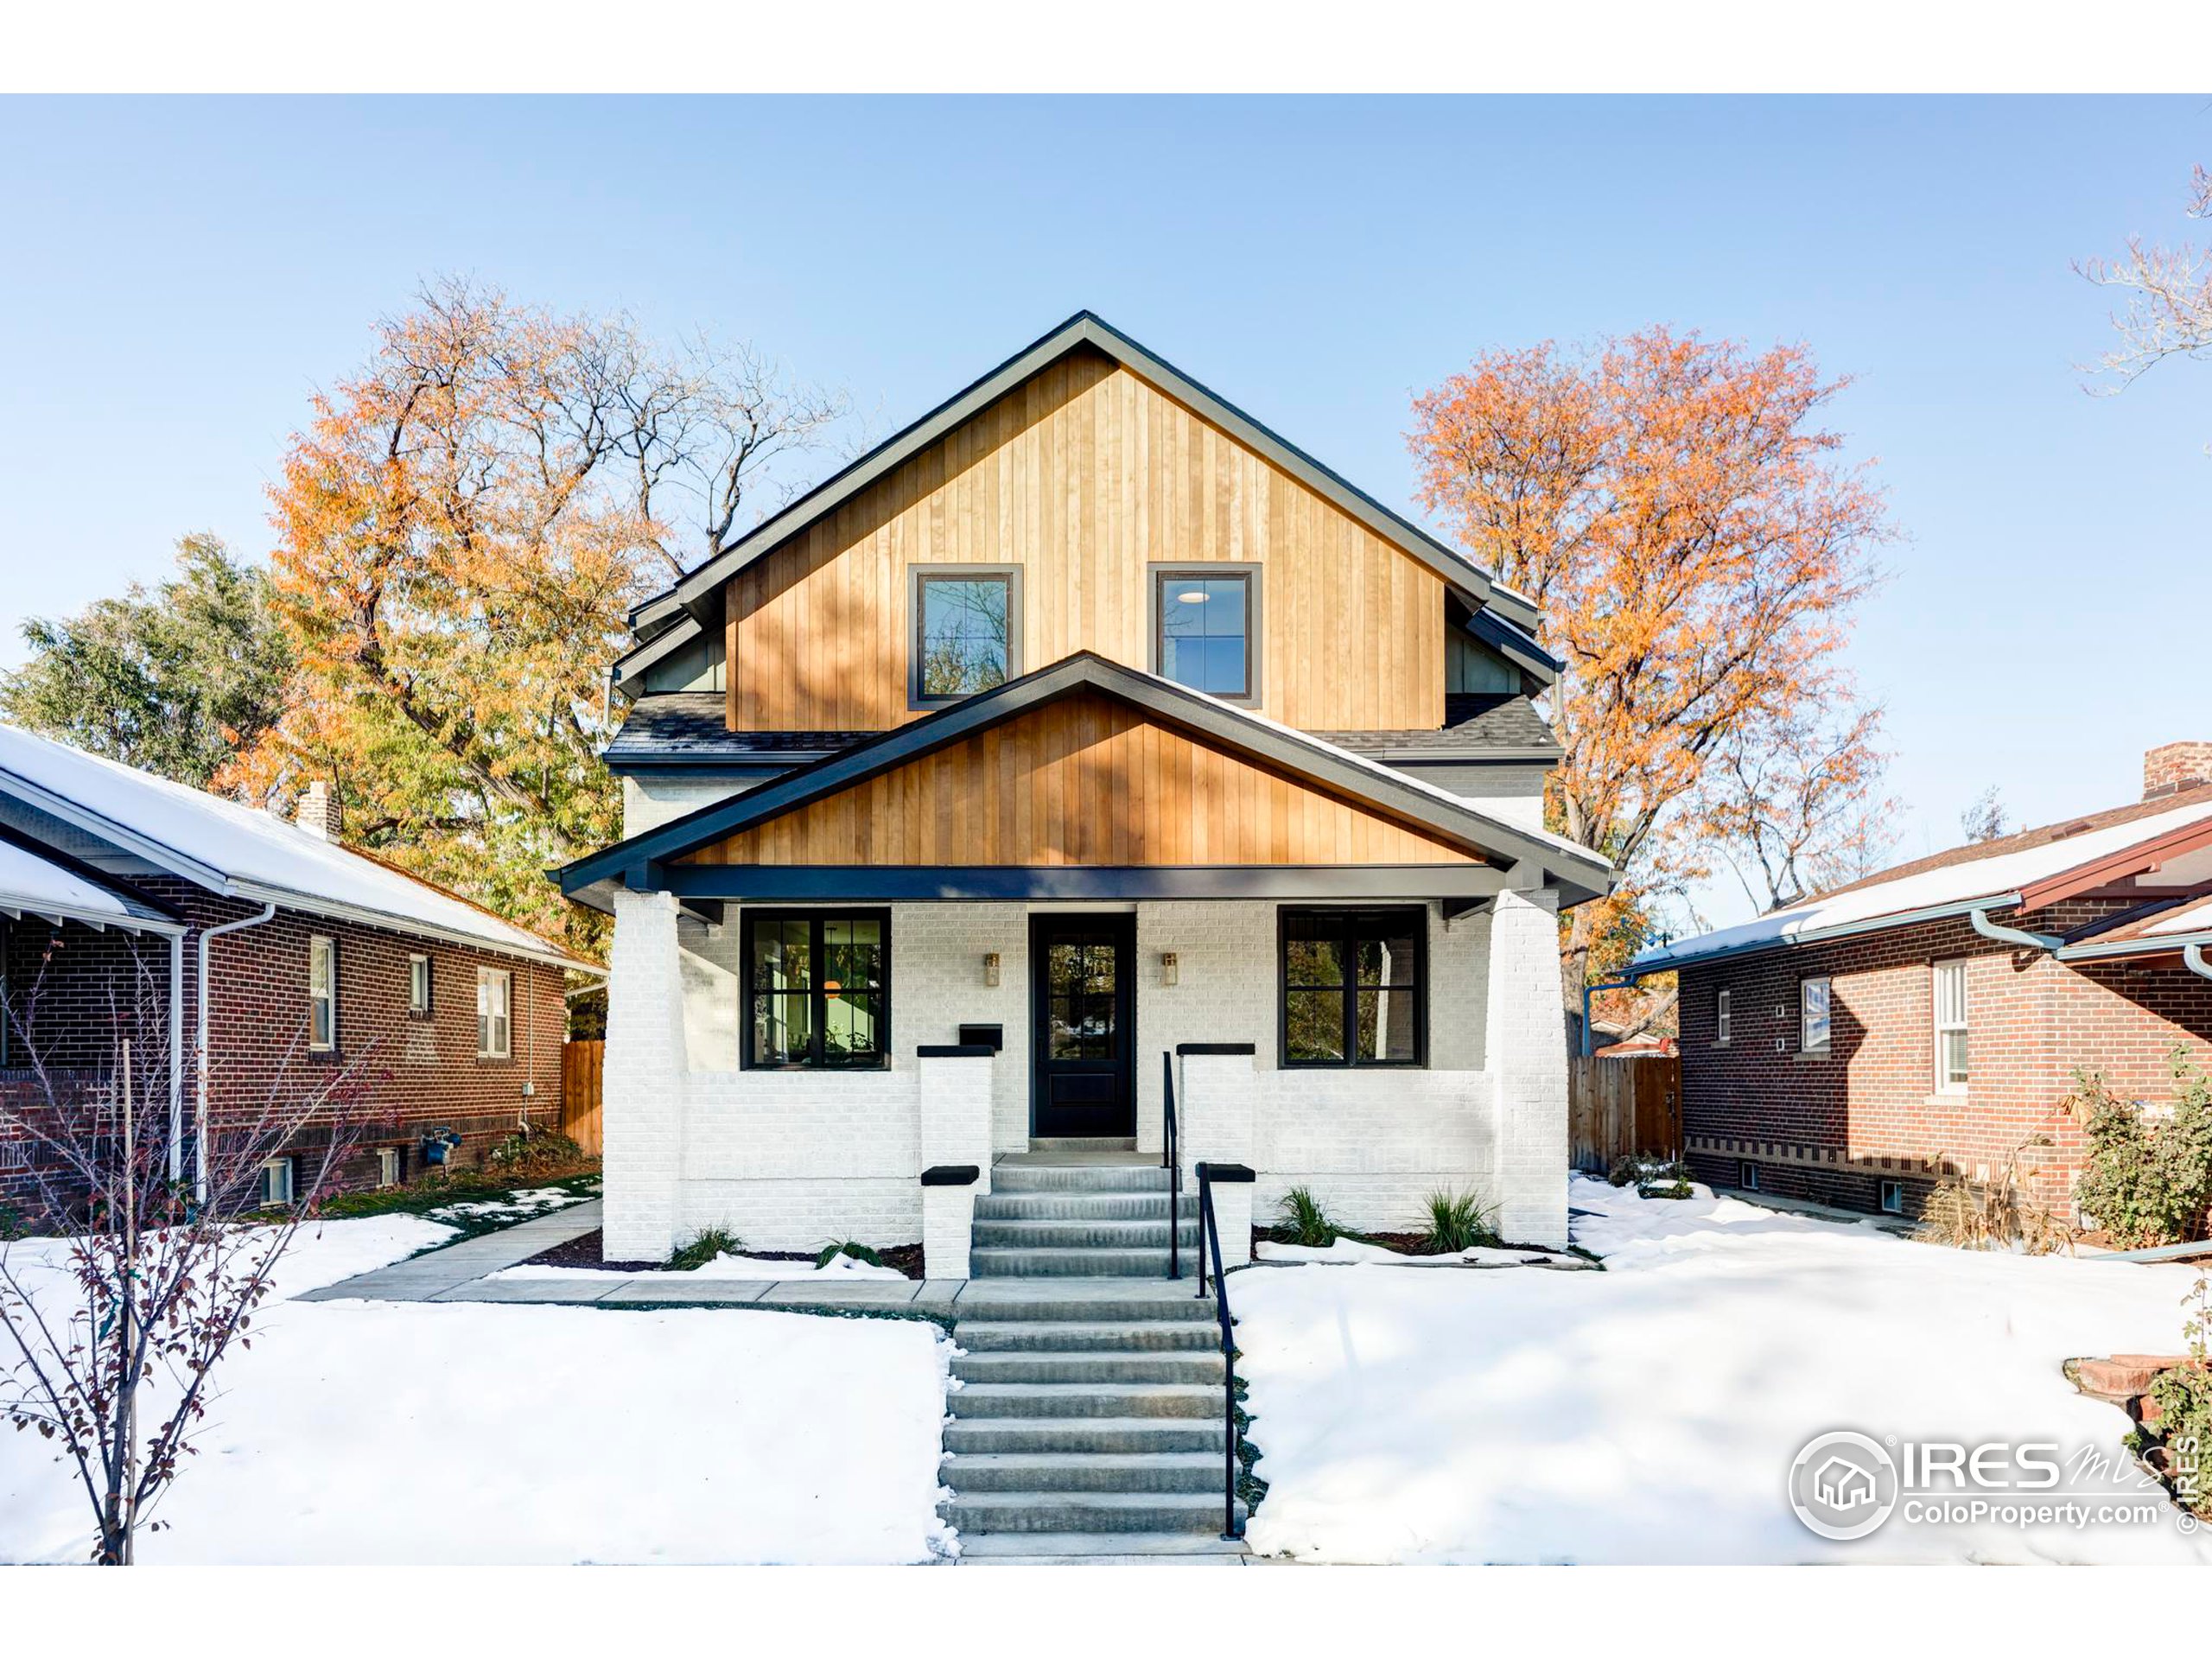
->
<box><xmin>1932</xmin><ymin>957</ymin><xmax>1970</xmax><ymax>1094</ymax></box>
<box><xmin>377</xmin><ymin>1146</ymin><xmax>403</xmax><ymax>1188</ymax></box>
<box><xmin>308</xmin><ymin>935</ymin><xmax>337</xmax><ymax>1052</ymax></box>
<box><xmin>478</xmin><ymin>966</ymin><xmax>512</xmax><ymax>1060</ymax></box>
<box><xmin>408</xmin><ymin>953</ymin><xmax>432</xmax><ymax>1017</ymax></box>
<box><xmin>1799</xmin><ymin>976</ymin><xmax>1832</xmax><ymax>1055</ymax></box>
<box><xmin>1714</xmin><ymin>988</ymin><xmax>1732</xmax><ymax>1047</ymax></box>
<box><xmin>1878</xmin><ymin>1179</ymin><xmax>1905</xmax><ymax>1216</ymax></box>
<box><xmin>261</xmin><ymin>1156</ymin><xmax>296</xmax><ymax>1207</ymax></box>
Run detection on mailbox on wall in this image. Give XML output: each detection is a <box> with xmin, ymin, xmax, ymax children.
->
<box><xmin>957</xmin><ymin>1024</ymin><xmax>1004</xmax><ymax>1052</ymax></box>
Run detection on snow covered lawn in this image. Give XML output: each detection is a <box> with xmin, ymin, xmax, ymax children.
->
<box><xmin>0</xmin><ymin>1217</ymin><xmax>955</xmax><ymax>1564</ymax></box>
<box><xmin>1236</xmin><ymin>1175</ymin><xmax>2212</xmax><ymax>1564</ymax></box>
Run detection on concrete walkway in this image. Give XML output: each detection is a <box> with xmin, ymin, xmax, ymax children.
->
<box><xmin>302</xmin><ymin>1198</ymin><xmax>967</xmax><ymax>1312</ymax></box>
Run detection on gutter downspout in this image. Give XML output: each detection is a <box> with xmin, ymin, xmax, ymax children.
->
<box><xmin>194</xmin><ymin>902</ymin><xmax>276</xmax><ymax>1205</ymax></box>
<box><xmin>1581</xmin><ymin>976</ymin><xmax>1643</xmax><ymax>1058</ymax></box>
<box><xmin>168</xmin><ymin>933</ymin><xmax>185</xmax><ymax>1185</ymax></box>
<box><xmin>2185</xmin><ymin>945</ymin><xmax>2212</xmax><ymax>983</ymax></box>
<box><xmin>1968</xmin><ymin>905</ymin><xmax>2063</xmax><ymax>954</ymax></box>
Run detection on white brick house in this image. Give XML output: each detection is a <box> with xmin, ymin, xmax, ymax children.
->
<box><xmin>558</xmin><ymin>313</ymin><xmax>1611</xmax><ymax>1272</ymax></box>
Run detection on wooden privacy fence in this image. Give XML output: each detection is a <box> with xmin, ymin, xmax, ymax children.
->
<box><xmin>562</xmin><ymin>1039</ymin><xmax>605</xmax><ymax>1158</ymax></box>
<box><xmin>1567</xmin><ymin>1055</ymin><xmax>1681</xmax><ymax>1173</ymax></box>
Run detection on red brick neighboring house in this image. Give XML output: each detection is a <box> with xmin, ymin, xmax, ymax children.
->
<box><xmin>1629</xmin><ymin>744</ymin><xmax>2212</xmax><ymax>1221</ymax></box>
<box><xmin>0</xmin><ymin>723</ymin><xmax>600</xmax><ymax>1213</ymax></box>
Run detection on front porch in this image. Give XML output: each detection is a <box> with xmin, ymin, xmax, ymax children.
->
<box><xmin>597</xmin><ymin>882</ymin><xmax>1573</xmax><ymax>1267</ymax></box>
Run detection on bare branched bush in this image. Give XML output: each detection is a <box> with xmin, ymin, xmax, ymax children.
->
<box><xmin>0</xmin><ymin>948</ymin><xmax>379</xmax><ymax>1562</ymax></box>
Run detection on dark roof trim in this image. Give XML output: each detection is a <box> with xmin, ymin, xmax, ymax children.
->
<box><xmin>1466</xmin><ymin>607</ymin><xmax>1560</xmax><ymax>685</ymax></box>
<box><xmin>1629</xmin><ymin>893</ymin><xmax>2028</xmax><ymax>977</ymax></box>
<box><xmin>557</xmin><ymin>652</ymin><xmax>1611</xmax><ymax>902</ymax></box>
<box><xmin>662</xmin><ymin>312</ymin><xmax>1534</xmax><ymax>633</ymax></box>
<box><xmin>610</xmin><ymin>861</ymin><xmax>1519</xmax><ymax>911</ymax></box>
<box><xmin>613</xmin><ymin>616</ymin><xmax>708</xmax><ymax>695</ymax></box>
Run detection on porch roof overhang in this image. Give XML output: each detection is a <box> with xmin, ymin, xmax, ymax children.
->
<box><xmin>556</xmin><ymin>652</ymin><xmax>1613</xmax><ymax>914</ymax></box>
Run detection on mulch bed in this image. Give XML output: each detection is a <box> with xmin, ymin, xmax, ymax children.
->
<box><xmin>1249</xmin><ymin>1225</ymin><xmax>1447</xmax><ymax>1257</ymax></box>
<box><xmin>521</xmin><ymin>1228</ymin><xmax>924</xmax><ymax>1279</ymax></box>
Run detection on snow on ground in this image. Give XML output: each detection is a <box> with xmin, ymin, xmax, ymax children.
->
<box><xmin>423</xmin><ymin>1185</ymin><xmax>593</xmax><ymax>1224</ymax></box>
<box><xmin>1237</xmin><ymin>1175</ymin><xmax>2212</xmax><ymax>1565</ymax></box>
<box><xmin>1254</xmin><ymin>1237</ymin><xmax>1561</xmax><ymax>1268</ymax></box>
<box><xmin>491</xmin><ymin>1249</ymin><xmax>910</xmax><ymax>1283</ymax></box>
<box><xmin>0</xmin><ymin>1217</ymin><xmax>954</xmax><ymax>1564</ymax></box>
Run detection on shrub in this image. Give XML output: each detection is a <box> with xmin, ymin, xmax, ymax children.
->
<box><xmin>0</xmin><ymin>1201</ymin><xmax>22</xmax><ymax>1242</ymax></box>
<box><xmin>2071</xmin><ymin>1052</ymin><xmax>2212</xmax><ymax>1249</ymax></box>
<box><xmin>2149</xmin><ymin>1276</ymin><xmax>2212</xmax><ymax>1517</ymax></box>
<box><xmin>483</xmin><ymin>1128</ymin><xmax>592</xmax><ymax>1180</ymax></box>
<box><xmin>816</xmin><ymin>1240</ymin><xmax>883</xmax><ymax>1268</ymax></box>
<box><xmin>1916</xmin><ymin>1136</ymin><xmax>2070</xmax><ymax>1254</ymax></box>
<box><xmin>1272</xmin><ymin>1185</ymin><xmax>1343</xmax><ymax>1248</ymax></box>
<box><xmin>1419</xmin><ymin>1189</ymin><xmax>1500</xmax><ymax>1254</ymax></box>
<box><xmin>669</xmin><ymin>1227</ymin><xmax>743</xmax><ymax>1273</ymax></box>
<box><xmin>1608</xmin><ymin>1153</ymin><xmax>1692</xmax><ymax>1199</ymax></box>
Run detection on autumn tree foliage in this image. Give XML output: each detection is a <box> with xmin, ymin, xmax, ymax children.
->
<box><xmin>1408</xmin><ymin>327</ymin><xmax>1894</xmax><ymax>1001</ymax></box>
<box><xmin>229</xmin><ymin>281</ymin><xmax>843</xmax><ymax>946</ymax></box>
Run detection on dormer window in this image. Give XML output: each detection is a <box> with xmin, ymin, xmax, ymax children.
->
<box><xmin>1153</xmin><ymin>567</ymin><xmax>1257</xmax><ymax>701</ymax></box>
<box><xmin>912</xmin><ymin>567</ymin><xmax>1020</xmax><ymax>706</ymax></box>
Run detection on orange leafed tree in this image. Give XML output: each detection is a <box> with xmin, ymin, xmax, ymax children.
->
<box><xmin>227</xmin><ymin>280</ymin><xmax>842</xmax><ymax>947</ymax></box>
<box><xmin>1408</xmin><ymin>327</ymin><xmax>1894</xmax><ymax>1007</ymax></box>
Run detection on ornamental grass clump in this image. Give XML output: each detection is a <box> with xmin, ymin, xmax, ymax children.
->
<box><xmin>1272</xmin><ymin>1185</ymin><xmax>1344</xmax><ymax>1248</ymax></box>
<box><xmin>816</xmin><ymin>1240</ymin><xmax>883</xmax><ymax>1268</ymax></box>
<box><xmin>668</xmin><ymin>1227</ymin><xmax>743</xmax><ymax>1273</ymax></box>
<box><xmin>1419</xmin><ymin>1189</ymin><xmax>1501</xmax><ymax>1254</ymax></box>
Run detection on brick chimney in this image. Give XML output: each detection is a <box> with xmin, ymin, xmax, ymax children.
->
<box><xmin>2144</xmin><ymin>742</ymin><xmax>2212</xmax><ymax>802</ymax></box>
<box><xmin>295</xmin><ymin>779</ymin><xmax>340</xmax><ymax>842</ymax></box>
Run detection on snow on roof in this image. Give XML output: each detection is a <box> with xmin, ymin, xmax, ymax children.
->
<box><xmin>0</xmin><ymin>834</ymin><xmax>180</xmax><ymax>932</ymax></box>
<box><xmin>2145</xmin><ymin>896</ymin><xmax>2212</xmax><ymax>937</ymax></box>
<box><xmin>0</xmin><ymin>724</ymin><xmax>593</xmax><ymax>969</ymax></box>
<box><xmin>1631</xmin><ymin>795</ymin><xmax>2212</xmax><ymax>974</ymax></box>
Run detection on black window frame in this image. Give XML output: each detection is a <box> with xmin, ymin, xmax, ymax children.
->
<box><xmin>1152</xmin><ymin>566</ymin><xmax>1258</xmax><ymax>702</ymax></box>
<box><xmin>740</xmin><ymin>907</ymin><xmax>893</xmax><ymax>1071</ymax></box>
<box><xmin>910</xmin><ymin>565</ymin><xmax>1021</xmax><ymax>709</ymax></box>
<box><xmin>1276</xmin><ymin>905</ymin><xmax>1428</xmax><ymax>1070</ymax></box>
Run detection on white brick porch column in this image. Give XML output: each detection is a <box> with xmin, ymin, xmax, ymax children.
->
<box><xmin>918</xmin><ymin>1048</ymin><xmax>994</xmax><ymax>1279</ymax></box>
<box><xmin>1178</xmin><ymin>1046</ymin><xmax>1258</xmax><ymax>1269</ymax></box>
<box><xmin>1485</xmin><ymin>883</ymin><xmax>1569</xmax><ymax>1248</ymax></box>
<box><xmin>602</xmin><ymin>887</ymin><xmax>688</xmax><ymax>1262</ymax></box>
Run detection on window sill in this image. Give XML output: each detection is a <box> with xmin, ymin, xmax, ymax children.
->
<box><xmin>740</xmin><ymin>1060</ymin><xmax>893</xmax><ymax>1074</ymax></box>
<box><xmin>1791</xmin><ymin>1048</ymin><xmax>1831</xmax><ymax>1063</ymax></box>
<box><xmin>476</xmin><ymin>1053</ymin><xmax>512</xmax><ymax>1065</ymax></box>
<box><xmin>1925</xmin><ymin>1090</ymin><xmax>1970</xmax><ymax>1106</ymax></box>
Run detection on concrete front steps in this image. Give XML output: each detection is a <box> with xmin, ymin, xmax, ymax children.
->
<box><xmin>944</xmin><ymin>1265</ymin><xmax>1248</xmax><ymax>1558</ymax></box>
<box><xmin>973</xmin><ymin>1155</ymin><xmax>1198</xmax><ymax>1280</ymax></box>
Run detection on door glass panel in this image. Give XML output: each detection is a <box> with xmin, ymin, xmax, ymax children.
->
<box><xmin>1046</xmin><ymin>931</ymin><xmax>1119</xmax><ymax>1058</ymax></box>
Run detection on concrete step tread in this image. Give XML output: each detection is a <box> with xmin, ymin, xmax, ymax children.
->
<box><xmin>942</xmin><ymin>1420</ymin><xmax>1229</xmax><ymax>1454</ymax></box>
<box><xmin>955</xmin><ymin>1319</ymin><xmax>1224</xmax><ymax>1351</ymax></box>
<box><xmin>954</xmin><ymin>1351</ymin><xmax>1224</xmax><ymax>1376</ymax></box>
<box><xmin>946</xmin><ymin>1451</ymin><xmax>1224</xmax><ymax>1473</ymax></box>
<box><xmin>955</xmin><ymin>1531</ymin><xmax>1249</xmax><ymax>1560</ymax></box>
<box><xmin>944</xmin><ymin>1491</ymin><xmax>1249</xmax><ymax>1534</ymax></box>
<box><xmin>951</xmin><ymin>1382</ymin><xmax>1224</xmax><ymax>1419</ymax></box>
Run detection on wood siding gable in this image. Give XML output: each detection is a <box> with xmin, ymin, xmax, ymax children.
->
<box><xmin>726</xmin><ymin>347</ymin><xmax>1447</xmax><ymax>734</ymax></box>
<box><xmin>679</xmin><ymin>689</ymin><xmax>1481</xmax><ymax>870</ymax></box>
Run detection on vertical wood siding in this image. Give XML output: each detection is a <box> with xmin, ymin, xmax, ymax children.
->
<box><xmin>681</xmin><ymin>692</ymin><xmax>1479</xmax><ymax>868</ymax></box>
<box><xmin>725</xmin><ymin>348</ymin><xmax>1446</xmax><ymax>732</ymax></box>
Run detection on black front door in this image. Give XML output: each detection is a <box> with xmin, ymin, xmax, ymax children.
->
<box><xmin>1030</xmin><ymin>913</ymin><xmax>1136</xmax><ymax>1138</ymax></box>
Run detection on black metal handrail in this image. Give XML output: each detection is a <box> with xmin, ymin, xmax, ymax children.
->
<box><xmin>1161</xmin><ymin>1050</ymin><xmax>1179</xmax><ymax>1281</ymax></box>
<box><xmin>1193</xmin><ymin>1160</ymin><xmax>1255</xmax><ymax>1541</ymax></box>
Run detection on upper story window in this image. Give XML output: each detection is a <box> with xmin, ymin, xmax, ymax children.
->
<box><xmin>1800</xmin><ymin>975</ymin><xmax>1832</xmax><ymax>1055</ymax></box>
<box><xmin>1715</xmin><ymin>988</ymin><xmax>1732</xmax><ymax>1046</ymax></box>
<box><xmin>1280</xmin><ymin>906</ymin><xmax>1425</xmax><ymax>1067</ymax></box>
<box><xmin>1932</xmin><ymin>959</ymin><xmax>1969</xmax><ymax>1091</ymax></box>
<box><xmin>912</xmin><ymin>567</ymin><xmax>1019</xmax><ymax>705</ymax></box>
<box><xmin>308</xmin><ymin>936</ymin><xmax>337</xmax><ymax>1052</ymax></box>
<box><xmin>743</xmin><ymin>910</ymin><xmax>889</xmax><ymax>1070</ymax></box>
<box><xmin>1154</xmin><ymin>568</ymin><xmax>1255</xmax><ymax>700</ymax></box>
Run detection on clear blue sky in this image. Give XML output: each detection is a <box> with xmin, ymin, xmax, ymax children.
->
<box><xmin>1</xmin><ymin>95</ymin><xmax>2205</xmax><ymax>930</ymax></box>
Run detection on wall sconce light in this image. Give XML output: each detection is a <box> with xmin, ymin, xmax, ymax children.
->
<box><xmin>982</xmin><ymin>951</ymin><xmax>1001</xmax><ymax>988</ymax></box>
<box><xmin>1160</xmin><ymin>951</ymin><xmax>1180</xmax><ymax>988</ymax></box>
